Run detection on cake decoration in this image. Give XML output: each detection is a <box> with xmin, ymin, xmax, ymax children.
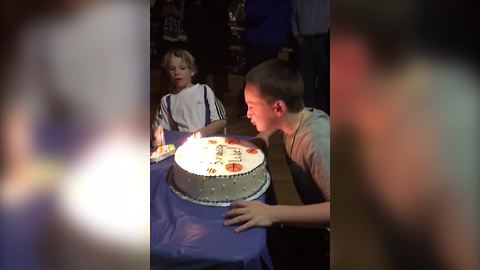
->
<box><xmin>225</xmin><ymin>163</ymin><xmax>243</xmax><ymax>172</ymax></box>
<box><xmin>169</xmin><ymin>136</ymin><xmax>270</xmax><ymax>206</ymax></box>
<box><xmin>224</xmin><ymin>137</ymin><xmax>240</xmax><ymax>144</ymax></box>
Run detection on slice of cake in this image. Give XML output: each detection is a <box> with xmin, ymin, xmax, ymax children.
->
<box><xmin>170</xmin><ymin>136</ymin><xmax>270</xmax><ymax>206</ymax></box>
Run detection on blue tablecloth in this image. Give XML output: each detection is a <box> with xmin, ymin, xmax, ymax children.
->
<box><xmin>150</xmin><ymin>131</ymin><xmax>274</xmax><ymax>270</ymax></box>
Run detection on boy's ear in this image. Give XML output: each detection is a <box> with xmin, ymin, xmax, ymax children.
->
<box><xmin>273</xmin><ymin>100</ymin><xmax>287</xmax><ymax>116</ymax></box>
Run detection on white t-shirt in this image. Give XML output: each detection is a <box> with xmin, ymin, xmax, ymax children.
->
<box><xmin>154</xmin><ymin>84</ymin><xmax>227</xmax><ymax>132</ymax></box>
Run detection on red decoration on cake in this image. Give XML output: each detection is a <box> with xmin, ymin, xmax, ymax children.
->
<box><xmin>208</xmin><ymin>139</ymin><xmax>217</xmax><ymax>144</ymax></box>
<box><xmin>225</xmin><ymin>137</ymin><xmax>240</xmax><ymax>144</ymax></box>
<box><xmin>225</xmin><ymin>163</ymin><xmax>243</xmax><ymax>172</ymax></box>
<box><xmin>207</xmin><ymin>168</ymin><xmax>216</xmax><ymax>174</ymax></box>
<box><xmin>246</xmin><ymin>148</ymin><xmax>258</xmax><ymax>154</ymax></box>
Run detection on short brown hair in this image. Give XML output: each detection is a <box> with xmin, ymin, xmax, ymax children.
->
<box><xmin>161</xmin><ymin>49</ymin><xmax>197</xmax><ymax>73</ymax></box>
<box><xmin>246</xmin><ymin>59</ymin><xmax>304</xmax><ymax>112</ymax></box>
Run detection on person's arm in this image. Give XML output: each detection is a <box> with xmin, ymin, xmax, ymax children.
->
<box><xmin>308</xmin><ymin>128</ymin><xmax>331</xmax><ymax>201</ymax></box>
<box><xmin>157</xmin><ymin>96</ymin><xmax>171</xmax><ymax>130</ymax></box>
<box><xmin>197</xmin><ymin>86</ymin><xmax>227</xmax><ymax>136</ymax></box>
<box><xmin>152</xmin><ymin>126</ymin><xmax>165</xmax><ymax>146</ymax></box>
<box><xmin>291</xmin><ymin>0</ymin><xmax>303</xmax><ymax>45</ymax></box>
<box><xmin>291</xmin><ymin>0</ymin><xmax>299</xmax><ymax>36</ymax></box>
<box><xmin>224</xmin><ymin>200</ymin><xmax>330</xmax><ymax>232</ymax></box>
<box><xmin>195</xmin><ymin>119</ymin><xmax>227</xmax><ymax>136</ymax></box>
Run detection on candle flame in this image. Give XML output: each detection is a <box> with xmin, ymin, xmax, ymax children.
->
<box><xmin>186</xmin><ymin>132</ymin><xmax>202</xmax><ymax>143</ymax></box>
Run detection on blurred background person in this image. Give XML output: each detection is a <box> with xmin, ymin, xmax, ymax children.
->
<box><xmin>184</xmin><ymin>0</ymin><xmax>230</xmax><ymax>103</ymax></box>
<box><xmin>291</xmin><ymin>0</ymin><xmax>330</xmax><ymax>113</ymax></box>
<box><xmin>151</xmin><ymin>0</ymin><xmax>187</xmax><ymax>60</ymax></box>
<box><xmin>331</xmin><ymin>1</ymin><xmax>479</xmax><ymax>270</ymax></box>
<box><xmin>237</xmin><ymin>0</ymin><xmax>292</xmax><ymax>116</ymax></box>
<box><xmin>1</xmin><ymin>1</ymin><xmax>150</xmax><ymax>269</ymax></box>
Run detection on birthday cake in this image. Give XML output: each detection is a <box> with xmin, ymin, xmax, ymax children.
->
<box><xmin>171</xmin><ymin>136</ymin><xmax>270</xmax><ymax>206</ymax></box>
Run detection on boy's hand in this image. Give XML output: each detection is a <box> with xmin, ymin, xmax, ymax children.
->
<box><xmin>223</xmin><ymin>200</ymin><xmax>276</xmax><ymax>232</ymax></box>
<box><xmin>152</xmin><ymin>127</ymin><xmax>165</xmax><ymax>146</ymax></box>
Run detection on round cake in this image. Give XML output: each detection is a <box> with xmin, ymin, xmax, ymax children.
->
<box><xmin>171</xmin><ymin>136</ymin><xmax>270</xmax><ymax>206</ymax></box>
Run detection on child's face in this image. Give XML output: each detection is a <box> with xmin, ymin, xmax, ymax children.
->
<box><xmin>166</xmin><ymin>56</ymin><xmax>193</xmax><ymax>90</ymax></box>
<box><xmin>244</xmin><ymin>83</ymin><xmax>279</xmax><ymax>132</ymax></box>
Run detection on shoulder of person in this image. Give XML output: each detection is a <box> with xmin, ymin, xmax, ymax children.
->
<box><xmin>160</xmin><ymin>93</ymin><xmax>171</xmax><ymax>102</ymax></box>
<box><xmin>201</xmin><ymin>84</ymin><xmax>217</xmax><ymax>96</ymax></box>
<box><xmin>190</xmin><ymin>83</ymin><xmax>204</xmax><ymax>91</ymax></box>
<box><xmin>309</xmin><ymin>109</ymin><xmax>330</xmax><ymax>130</ymax></box>
<box><xmin>201</xmin><ymin>83</ymin><xmax>213</xmax><ymax>91</ymax></box>
<box><xmin>300</xmin><ymin>109</ymin><xmax>330</xmax><ymax>147</ymax></box>
<box><xmin>177</xmin><ymin>83</ymin><xmax>201</xmax><ymax>94</ymax></box>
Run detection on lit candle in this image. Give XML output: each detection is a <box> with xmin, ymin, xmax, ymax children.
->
<box><xmin>183</xmin><ymin>132</ymin><xmax>203</xmax><ymax>167</ymax></box>
<box><xmin>185</xmin><ymin>132</ymin><xmax>202</xmax><ymax>144</ymax></box>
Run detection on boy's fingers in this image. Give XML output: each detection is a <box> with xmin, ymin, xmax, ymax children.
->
<box><xmin>235</xmin><ymin>220</ymin><xmax>256</xmax><ymax>233</ymax></box>
<box><xmin>223</xmin><ymin>208</ymin><xmax>247</xmax><ymax>218</ymax></box>
<box><xmin>223</xmin><ymin>214</ymin><xmax>251</xmax><ymax>227</ymax></box>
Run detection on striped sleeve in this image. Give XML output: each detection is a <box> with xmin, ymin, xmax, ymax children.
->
<box><xmin>205</xmin><ymin>86</ymin><xmax>227</xmax><ymax>121</ymax></box>
<box><xmin>158</xmin><ymin>95</ymin><xmax>171</xmax><ymax>130</ymax></box>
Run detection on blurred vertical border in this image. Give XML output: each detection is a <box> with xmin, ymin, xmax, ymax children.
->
<box><xmin>331</xmin><ymin>0</ymin><xmax>479</xmax><ymax>270</ymax></box>
<box><xmin>1</xmin><ymin>1</ymin><xmax>150</xmax><ymax>270</ymax></box>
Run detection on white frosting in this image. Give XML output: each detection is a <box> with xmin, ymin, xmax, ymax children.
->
<box><xmin>171</xmin><ymin>136</ymin><xmax>269</xmax><ymax>204</ymax></box>
<box><xmin>174</xmin><ymin>137</ymin><xmax>264</xmax><ymax>176</ymax></box>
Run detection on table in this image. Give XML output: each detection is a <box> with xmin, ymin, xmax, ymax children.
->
<box><xmin>150</xmin><ymin>131</ymin><xmax>274</xmax><ymax>270</ymax></box>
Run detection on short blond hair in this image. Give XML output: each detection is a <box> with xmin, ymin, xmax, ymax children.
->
<box><xmin>161</xmin><ymin>49</ymin><xmax>197</xmax><ymax>73</ymax></box>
